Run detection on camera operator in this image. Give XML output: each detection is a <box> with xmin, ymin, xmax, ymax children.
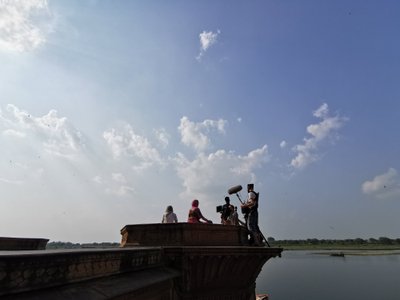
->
<box><xmin>220</xmin><ymin>196</ymin><xmax>234</xmax><ymax>225</ymax></box>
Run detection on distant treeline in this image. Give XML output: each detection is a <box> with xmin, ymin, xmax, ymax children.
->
<box><xmin>47</xmin><ymin>241</ymin><xmax>120</xmax><ymax>249</ymax></box>
<box><xmin>267</xmin><ymin>237</ymin><xmax>400</xmax><ymax>246</ymax></box>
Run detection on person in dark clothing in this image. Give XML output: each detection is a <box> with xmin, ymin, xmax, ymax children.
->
<box><xmin>240</xmin><ymin>184</ymin><xmax>261</xmax><ymax>245</ymax></box>
<box><xmin>220</xmin><ymin>196</ymin><xmax>234</xmax><ymax>225</ymax></box>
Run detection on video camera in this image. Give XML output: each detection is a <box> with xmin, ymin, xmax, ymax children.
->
<box><xmin>216</xmin><ymin>205</ymin><xmax>223</xmax><ymax>213</ymax></box>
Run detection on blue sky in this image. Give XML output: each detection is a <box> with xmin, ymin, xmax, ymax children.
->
<box><xmin>1</xmin><ymin>0</ymin><xmax>399</xmax><ymax>243</ymax></box>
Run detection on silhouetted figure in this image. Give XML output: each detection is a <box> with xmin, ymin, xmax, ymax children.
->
<box><xmin>188</xmin><ymin>199</ymin><xmax>212</xmax><ymax>223</ymax></box>
<box><xmin>162</xmin><ymin>205</ymin><xmax>178</xmax><ymax>223</ymax></box>
<box><xmin>220</xmin><ymin>196</ymin><xmax>234</xmax><ymax>225</ymax></box>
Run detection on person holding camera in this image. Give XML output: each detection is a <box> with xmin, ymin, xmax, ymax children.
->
<box><xmin>220</xmin><ymin>196</ymin><xmax>234</xmax><ymax>225</ymax></box>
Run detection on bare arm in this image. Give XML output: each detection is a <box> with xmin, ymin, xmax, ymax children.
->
<box><xmin>197</xmin><ymin>208</ymin><xmax>210</xmax><ymax>223</ymax></box>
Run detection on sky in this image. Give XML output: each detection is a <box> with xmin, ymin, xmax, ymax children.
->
<box><xmin>1</xmin><ymin>0</ymin><xmax>399</xmax><ymax>243</ymax></box>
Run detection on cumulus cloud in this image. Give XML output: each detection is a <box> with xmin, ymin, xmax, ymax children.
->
<box><xmin>154</xmin><ymin>128</ymin><xmax>170</xmax><ymax>148</ymax></box>
<box><xmin>103</xmin><ymin>123</ymin><xmax>163</xmax><ymax>169</ymax></box>
<box><xmin>107</xmin><ymin>172</ymin><xmax>134</xmax><ymax>196</ymax></box>
<box><xmin>92</xmin><ymin>173</ymin><xmax>135</xmax><ymax>197</ymax></box>
<box><xmin>362</xmin><ymin>168</ymin><xmax>400</xmax><ymax>199</ymax></box>
<box><xmin>178</xmin><ymin>116</ymin><xmax>227</xmax><ymax>152</ymax></box>
<box><xmin>0</xmin><ymin>104</ymin><xmax>85</xmax><ymax>158</ymax></box>
<box><xmin>112</xmin><ymin>172</ymin><xmax>127</xmax><ymax>183</ymax></box>
<box><xmin>0</xmin><ymin>0</ymin><xmax>52</xmax><ymax>52</ymax></box>
<box><xmin>280</xmin><ymin>140</ymin><xmax>287</xmax><ymax>148</ymax></box>
<box><xmin>290</xmin><ymin>103</ymin><xmax>347</xmax><ymax>169</ymax></box>
<box><xmin>174</xmin><ymin>145</ymin><xmax>268</xmax><ymax>202</ymax></box>
<box><xmin>196</xmin><ymin>29</ymin><xmax>220</xmax><ymax>61</ymax></box>
<box><xmin>2</xmin><ymin>128</ymin><xmax>26</xmax><ymax>137</ymax></box>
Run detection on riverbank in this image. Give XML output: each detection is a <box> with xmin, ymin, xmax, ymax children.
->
<box><xmin>312</xmin><ymin>250</ymin><xmax>400</xmax><ymax>256</ymax></box>
<box><xmin>274</xmin><ymin>244</ymin><xmax>400</xmax><ymax>251</ymax></box>
<box><xmin>273</xmin><ymin>243</ymin><xmax>400</xmax><ymax>256</ymax></box>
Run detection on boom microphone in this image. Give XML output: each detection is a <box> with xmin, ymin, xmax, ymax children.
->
<box><xmin>228</xmin><ymin>185</ymin><xmax>242</xmax><ymax>195</ymax></box>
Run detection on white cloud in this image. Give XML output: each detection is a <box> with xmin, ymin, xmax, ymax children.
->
<box><xmin>106</xmin><ymin>185</ymin><xmax>135</xmax><ymax>197</ymax></box>
<box><xmin>112</xmin><ymin>173</ymin><xmax>127</xmax><ymax>184</ymax></box>
<box><xmin>0</xmin><ymin>0</ymin><xmax>52</xmax><ymax>52</ymax></box>
<box><xmin>154</xmin><ymin>128</ymin><xmax>169</xmax><ymax>148</ymax></box>
<box><xmin>280</xmin><ymin>140</ymin><xmax>287</xmax><ymax>148</ymax></box>
<box><xmin>362</xmin><ymin>168</ymin><xmax>400</xmax><ymax>199</ymax></box>
<box><xmin>0</xmin><ymin>104</ymin><xmax>85</xmax><ymax>159</ymax></box>
<box><xmin>196</xmin><ymin>29</ymin><xmax>220</xmax><ymax>61</ymax></box>
<box><xmin>2</xmin><ymin>128</ymin><xmax>26</xmax><ymax>137</ymax></box>
<box><xmin>178</xmin><ymin>116</ymin><xmax>227</xmax><ymax>152</ymax></box>
<box><xmin>93</xmin><ymin>173</ymin><xmax>135</xmax><ymax>197</ymax></box>
<box><xmin>92</xmin><ymin>175</ymin><xmax>103</xmax><ymax>184</ymax></box>
<box><xmin>103</xmin><ymin>123</ymin><xmax>163</xmax><ymax>169</ymax></box>
<box><xmin>0</xmin><ymin>177</ymin><xmax>23</xmax><ymax>185</ymax></box>
<box><xmin>290</xmin><ymin>103</ymin><xmax>347</xmax><ymax>169</ymax></box>
<box><xmin>108</xmin><ymin>172</ymin><xmax>134</xmax><ymax>196</ymax></box>
<box><xmin>174</xmin><ymin>145</ymin><xmax>268</xmax><ymax>202</ymax></box>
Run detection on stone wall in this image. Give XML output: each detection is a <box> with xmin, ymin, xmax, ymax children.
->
<box><xmin>0</xmin><ymin>237</ymin><xmax>48</xmax><ymax>251</ymax></box>
<box><xmin>121</xmin><ymin>223</ymin><xmax>249</xmax><ymax>247</ymax></box>
<box><xmin>0</xmin><ymin>248</ymin><xmax>178</xmax><ymax>299</ymax></box>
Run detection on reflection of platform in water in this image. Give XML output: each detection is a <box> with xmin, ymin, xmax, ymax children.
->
<box><xmin>330</xmin><ymin>252</ymin><xmax>345</xmax><ymax>257</ymax></box>
<box><xmin>1</xmin><ymin>223</ymin><xmax>282</xmax><ymax>299</ymax></box>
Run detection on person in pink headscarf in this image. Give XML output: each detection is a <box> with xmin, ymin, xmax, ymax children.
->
<box><xmin>187</xmin><ymin>199</ymin><xmax>212</xmax><ymax>223</ymax></box>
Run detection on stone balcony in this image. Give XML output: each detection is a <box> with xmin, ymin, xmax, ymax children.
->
<box><xmin>0</xmin><ymin>224</ymin><xmax>282</xmax><ymax>299</ymax></box>
<box><xmin>0</xmin><ymin>237</ymin><xmax>49</xmax><ymax>251</ymax></box>
<box><xmin>120</xmin><ymin>223</ymin><xmax>250</xmax><ymax>247</ymax></box>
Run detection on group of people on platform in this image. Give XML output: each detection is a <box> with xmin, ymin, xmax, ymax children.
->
<box><xmin>161</xmin><ymin>183</ymin><xmax>263</xmax><ymax>246</ymax></box>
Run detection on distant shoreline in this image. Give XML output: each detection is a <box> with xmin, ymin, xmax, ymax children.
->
<box><xmin>276</xmin><ymin>245</ymin><xmax>400</xmax><ymax>255</ymax></box>
<box><xmin>275</xmin><ymin>244</ymin><xmax>400</xmax><ymax>252</ymax></box>
<box><xmin>310</xmin><ymin>250</ymin><xmax>400</xmax><ymax>256</ymax></box>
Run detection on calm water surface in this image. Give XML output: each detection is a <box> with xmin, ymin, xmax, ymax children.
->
<box><xmin>256</xmin><ymin>250</ymin><xmax>400</xmax><ymax>300</ymax></box>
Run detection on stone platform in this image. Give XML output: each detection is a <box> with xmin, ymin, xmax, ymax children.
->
<box><xmin>0</xmin><ymin>237</ymin><xmax>48</xmax><ymax>251</ymax></box>
<box><xmin>120</xmin><ymin>223</ymin><xmax>250</xmax><ymax>247</ymax></box>
<box><xmin>0</xmin><ymin>224</ymin><xmax>283</xmax><ymax>299</ymax></box>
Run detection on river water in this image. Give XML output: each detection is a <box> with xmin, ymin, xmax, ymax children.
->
<box><xmin>256</xmin><ymin>250</ymin><xmax>400</xmax><ymax>300</ymax></box>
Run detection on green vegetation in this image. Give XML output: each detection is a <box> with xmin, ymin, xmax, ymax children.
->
<box><xmin>267</xmin><ymin>237</ymin><xmax>400</xmax><ymax>250</ymax></box>
<box><xmin>46</xmin><ymin>241</ymin><xmax>120</xmax><ymax>249</ymax></box>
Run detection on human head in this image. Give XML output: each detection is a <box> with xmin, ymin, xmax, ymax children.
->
<box><xmin>192</xmin><ymin>199</ymin><xmax>199</xmax><ymax>207</ymax></box>
<box><xmin>225</xmin><ymin>196</ymin><xmax>230</xmax><ymax>204</ymax></box>
<box><xmin>247</xmin><ymin>183</ymin><xmax>254</xmax><ymax>192</ymax></box>
<box><xmin>166</xmin><ymin>205</ymin><xmax>173</xmax><ymax>213</ymax></box>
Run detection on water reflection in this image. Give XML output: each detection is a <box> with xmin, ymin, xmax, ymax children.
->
<box><xmin>256</xmin><ymin>250</ymin><xmax>400</xmax><ymax>300</ymax></box>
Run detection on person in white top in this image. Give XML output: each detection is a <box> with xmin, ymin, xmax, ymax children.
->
<box><xmin>162</xmin><ymin>205</ymin><xmax>178</xmax><ymax>223</ymax></box>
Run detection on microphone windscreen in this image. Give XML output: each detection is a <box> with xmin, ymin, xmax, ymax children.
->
<box><xmin>228</xmin><ymin>185</ymin><xmax>242</xmax><ymax>195</ymax></box>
